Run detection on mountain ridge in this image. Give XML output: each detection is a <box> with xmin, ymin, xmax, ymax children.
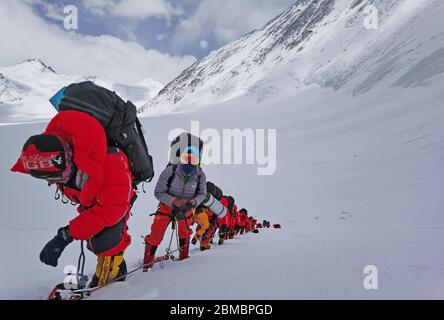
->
<box><xmin>139</xmin><ymin>0</ymin><xmax>444</xmax><ymax>114</ymax></box>
<box><xmin>0</xmin><ymin>59</ymin><xmax>163</xmax><ymax>123</ymax></box>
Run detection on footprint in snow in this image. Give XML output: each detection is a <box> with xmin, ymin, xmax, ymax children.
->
<box><xmin>340</xmin><ymin>211</ymin><xmax>353</xmax><ymax>220</ymax></box>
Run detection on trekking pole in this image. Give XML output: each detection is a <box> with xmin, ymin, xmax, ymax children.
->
<box><xmin>76</xmin><ymin>241</ymin><xmax>88</xmax><ymax>290</ymax></box>
<box><xmin>175</xmin><ymin>220</ymin><xmax>180</xmax><ymax>254</ymax></box>
<box><xmin>165</xmin><ymin>218</ymin><xmax>178</xmax><ymax>261</ymax></box>
<box><xmin>67</xmin><ymin>228</ymin><xmax>252</xmax><ymax>297</ymax></box>
<box><xmin>87</xmin><ymin>239</ymin><xmax>191</xmax><ymax>295</ymax></box>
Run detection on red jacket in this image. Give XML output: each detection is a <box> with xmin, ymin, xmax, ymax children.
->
<box><xmin>231</xmin><ymin>204</ymin><xmax>239</xmax><ymax>228</ymax></box>
<box><xmin>46</xmin><ymin>111</ymin><xmax>134</xmax><ymax>247</ymax></box>
<box><xmin>246</xmin><ymin>218</ymin><xmax>257</xmax><ymax>232</ymax></box>
<box><xmin>217</xmin><ymin>197</ymin><xmax>231</xmax><ymax>227</ymax></box>
<box><xmin>238</xmin><ymin>212</ymin><xmax>248</xmax><ymax>228</ymax></box>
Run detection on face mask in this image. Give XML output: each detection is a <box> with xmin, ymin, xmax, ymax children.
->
<box><xmin>180</xmin><ymin>164</ymin><xmax>197</xmax><ymax>177</ymax></box>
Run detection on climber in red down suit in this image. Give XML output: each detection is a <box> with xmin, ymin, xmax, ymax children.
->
<box><xmin>11</xmin><ymin>111</ymin><xmax>135</xmax><ymax>288</ymax></box>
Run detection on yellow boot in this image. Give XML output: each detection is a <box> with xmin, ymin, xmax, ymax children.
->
<box><xmin>89</xmin><ymin>252</ymin><xmax>127</xmax><ymax>288</ymax></box>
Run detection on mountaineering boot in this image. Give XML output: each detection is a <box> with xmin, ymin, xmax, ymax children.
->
<box><xmin>143</xmin><ymin>236</ymin><xmax>158</xmax><ymax>271</ymax></box>
<box><xmin>89</xmin><ymin>256</ymin><xmax>111</xmax><ymax>288</ymax></box>
<box><xmin>218</xmin><ymin>237</ymin><xmax>224</xmax><ymax>246</ymax></box>
<box><xmin>200</xmin><ymin>242</ymin><xmax>211</xmax><ymax>252</ymax></box>
<box><xmin>89</xmin><ymin>274</ymin><xmax>99</xmax><ymax>289</ymax></box>
<box><xmin>179</xmin><ymin>238</ymin><xmax>190</xmax><ymax>261</ymax></box>
<box><xmin>89</xmin><ymin>252</ymin><xmax>127</xmax><ymax>288</ymax></box>
<box><xmin>111</xmin><ymin>252</ymin><xmax>127</xmax><ymax>282</ymax></box>
<box><xmin>191</xmin><ymin>234</ymin><xmax>201</xmax><ymax>245</ymax></box>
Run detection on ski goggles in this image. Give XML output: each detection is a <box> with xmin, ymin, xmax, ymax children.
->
<box><xmin>29</xmin><ymin>138</ymin><xmax>74</xmax><ymax>184</ymax></box>
<box><xmin>180</xmin><ymin>146</ymin><xmax>200</xmax><ymax>166</ymax></box>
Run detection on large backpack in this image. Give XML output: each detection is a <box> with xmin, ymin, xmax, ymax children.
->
<box><xmin>49</xmin><ymin>81</ymin><xmax>154</xmax><ymax>186</ymax></box>
<box><xmin>206</xmin><ymin>181</ymin><xmax>223</xmax><ymax>201</ymax></box>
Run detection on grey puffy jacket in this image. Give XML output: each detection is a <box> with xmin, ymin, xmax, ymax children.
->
<box><xmin>154</xmin><ymin>165</ymin><xmax>207</xmax><ymax>208</ymax></box>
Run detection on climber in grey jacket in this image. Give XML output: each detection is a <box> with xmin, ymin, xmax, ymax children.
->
<box><xmin>154</xmin><ymin>164</ymin><xmax>207</xmax><ymax>210</ymax></box>
<box><xmin>144</xmin><ymin>146</ymin><xmax>207</xmax><ymax>270</ymax></box>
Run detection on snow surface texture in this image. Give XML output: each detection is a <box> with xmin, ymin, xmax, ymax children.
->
<box><xmin>1</xmin><ymin>81</ymin><xmax>444</xmax><ymax>299</ymax></box>
<box><xmin>0</xmin><ymin>59</ymin><xmax>163</xmax><ymax>123</ymax></box>
<box><xmin>1</xmin><ymin>0</ymin><xmax>444</xmax><ymax>299</ymax></box>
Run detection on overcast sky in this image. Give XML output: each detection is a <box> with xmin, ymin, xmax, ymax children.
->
<box><xmin>0</xmin><ymin>0</ymin><xmax>295</xmax><ymax>84</ymax></box>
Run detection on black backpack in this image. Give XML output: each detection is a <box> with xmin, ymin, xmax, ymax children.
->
<box><xmin>226</xmin><ymin>196</ymin><xmax>235</xmax><ymax>214</ymax></box>
<box><xmin>49</xmin><ymin>81</ymin><xmax>154</xmax><ymax>186</ymax></box>
<box><xmin>206</xmin><ymin>181</ymin><xmax>223</xmax><ymax>201</ymax></box>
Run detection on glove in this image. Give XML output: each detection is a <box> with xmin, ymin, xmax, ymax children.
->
<box><xmin>40</xmin><ymin>227</ymin><xmax>73</xmax><ymax>267</ymax></box>
<box><xmin>174</xmin><ymin>203</ymin><xmax>195</xmax><ymax>220</ymax></box>
<box><xmin>191</xmin><ymin>235</ymin><xmax>200</xmax><ymax>245</ymax></box>
<box><xmin>173</xmin><ymin>198</ymin><xmax>188</xmax><ymax>208</ymax></box>
<box><xmin>188</xmin><ymin>199</ymin><xmax>197</xmax><ymax>207</ymax></box>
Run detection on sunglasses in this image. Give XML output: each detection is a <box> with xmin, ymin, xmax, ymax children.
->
<box><xmin>180</xmin><ymin>152</ymin><xmax>200</xmax><ymax>166</ymax></box>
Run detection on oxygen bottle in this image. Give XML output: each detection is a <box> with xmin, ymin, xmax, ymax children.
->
<box><xmin>202</xmin><ymin>193</ymin><xmax>227</xmax><ymax>218</ymax></box>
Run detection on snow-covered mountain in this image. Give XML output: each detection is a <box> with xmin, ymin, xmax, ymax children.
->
<box><xmin>0</xmin><ymin>59</ymin><xmax>163</xmax><ymax>123</ymax></box>
<box><xmin>140</xmin><ymin>0</ymin><xmax>444</xmax><ymax>114</ymax></box>
<box><xmin>1</xmin><ymin>0</ymin><xmax>444</xmax><ymax>300</ymax></box>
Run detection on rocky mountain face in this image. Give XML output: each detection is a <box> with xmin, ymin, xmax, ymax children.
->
<box><xmin>140</xmin><ymin>0</ymin><xmax>444</xmax><ymax>114</ymax></box>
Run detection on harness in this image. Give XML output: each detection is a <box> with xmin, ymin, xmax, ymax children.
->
<box><xmin>151</xmin><ymin>164</ymin><xmax>201</xmax><ymax>220</ymax></box>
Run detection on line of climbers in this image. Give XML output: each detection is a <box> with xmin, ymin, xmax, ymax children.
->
<box><xmin>10</xmin><ymin>82</ymin><xmax>265</xmax><ymax>290</ymax></box>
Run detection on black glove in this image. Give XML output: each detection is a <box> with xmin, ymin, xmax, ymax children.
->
<box><xmin>40</xmin><ymin>227</ymin><xmax>73</xmax><ymax>267</ymax></box>
<box><xmin>191</xmin><ymin>235</ymin><xmax>200</xmax><ymax>245</ymax></box>
<box><xmin>174</xmin><ymin>203</ymin><xmax>195</xmax><ymax>220</ymax></box>
<box><xmin>188</xmin><ymin>199</ymin><xmax>197</xmax><ymax>208</ymax></box>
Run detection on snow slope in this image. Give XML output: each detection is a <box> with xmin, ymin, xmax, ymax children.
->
<box><xmin>0</xmin><ymin>59</ymin><xmax>163</xmax><ymax>123</ymax></box>
<box><xmin>1</xmin><ymin>77</ymin><xmax>444</xmax><ymax>299</ymax></box>
<box><xmin>1</xmin><ymin>0</ymin><xmax>444</xmax><ymax>300</ymax></box>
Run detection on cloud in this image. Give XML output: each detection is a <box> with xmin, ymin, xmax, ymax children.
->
<box><xmin>156</xmin><ymin>34</ymin><xmax>166</xmax><ymax>41</ymax></box>
<box><xmin>173</xmin><ymin>0</ymin><xmax>294</xmax><ymax>49</ymax></box>
<box><xmin>17</xmin><ymin>0</ymin><xmax>66</xmax><ymax>21</ymax></box>
<box><xmin>0</xmin><ymin>0</ymin><xmax>196</xmax><ymax>84</ymax></box>
<box><xmin>42</xmin><ymin>3</ymin><xmax>66</xmax><ymax>21</ymax></box>
<box><xmin>82</xmin><ymin>0</ymin><xmax>183</xmax><ymax>20</ymax></box>
<box><xmin>199</xmin><ymin>39</ymin><xmax>209</xmax><ymax>50</ymax></box>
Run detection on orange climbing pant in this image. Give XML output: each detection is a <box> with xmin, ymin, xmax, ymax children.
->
<box><xmin>146</xmin><ymin>203</ymin><xmax>193</xmax><ymax>246</ymax></box>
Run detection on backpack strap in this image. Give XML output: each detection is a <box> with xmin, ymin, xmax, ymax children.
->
<box><xmin>167</xmin><ymin>164</ymin><xmax>178</xmax><ymax>190</ymax></box>
<box><xmin>167</xmin><ymin>165</ymin><xmax>202</xmax><ymax>198</ymax></box>
<box><xmin>194</xmin><ymin>166</ymin><xmax>202</xmax><ymax>198</ymax></box>
<box><xmin>135</xmin><ymin>118</ymin><xmax>153</xmax><ymax>183</ymax></box>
